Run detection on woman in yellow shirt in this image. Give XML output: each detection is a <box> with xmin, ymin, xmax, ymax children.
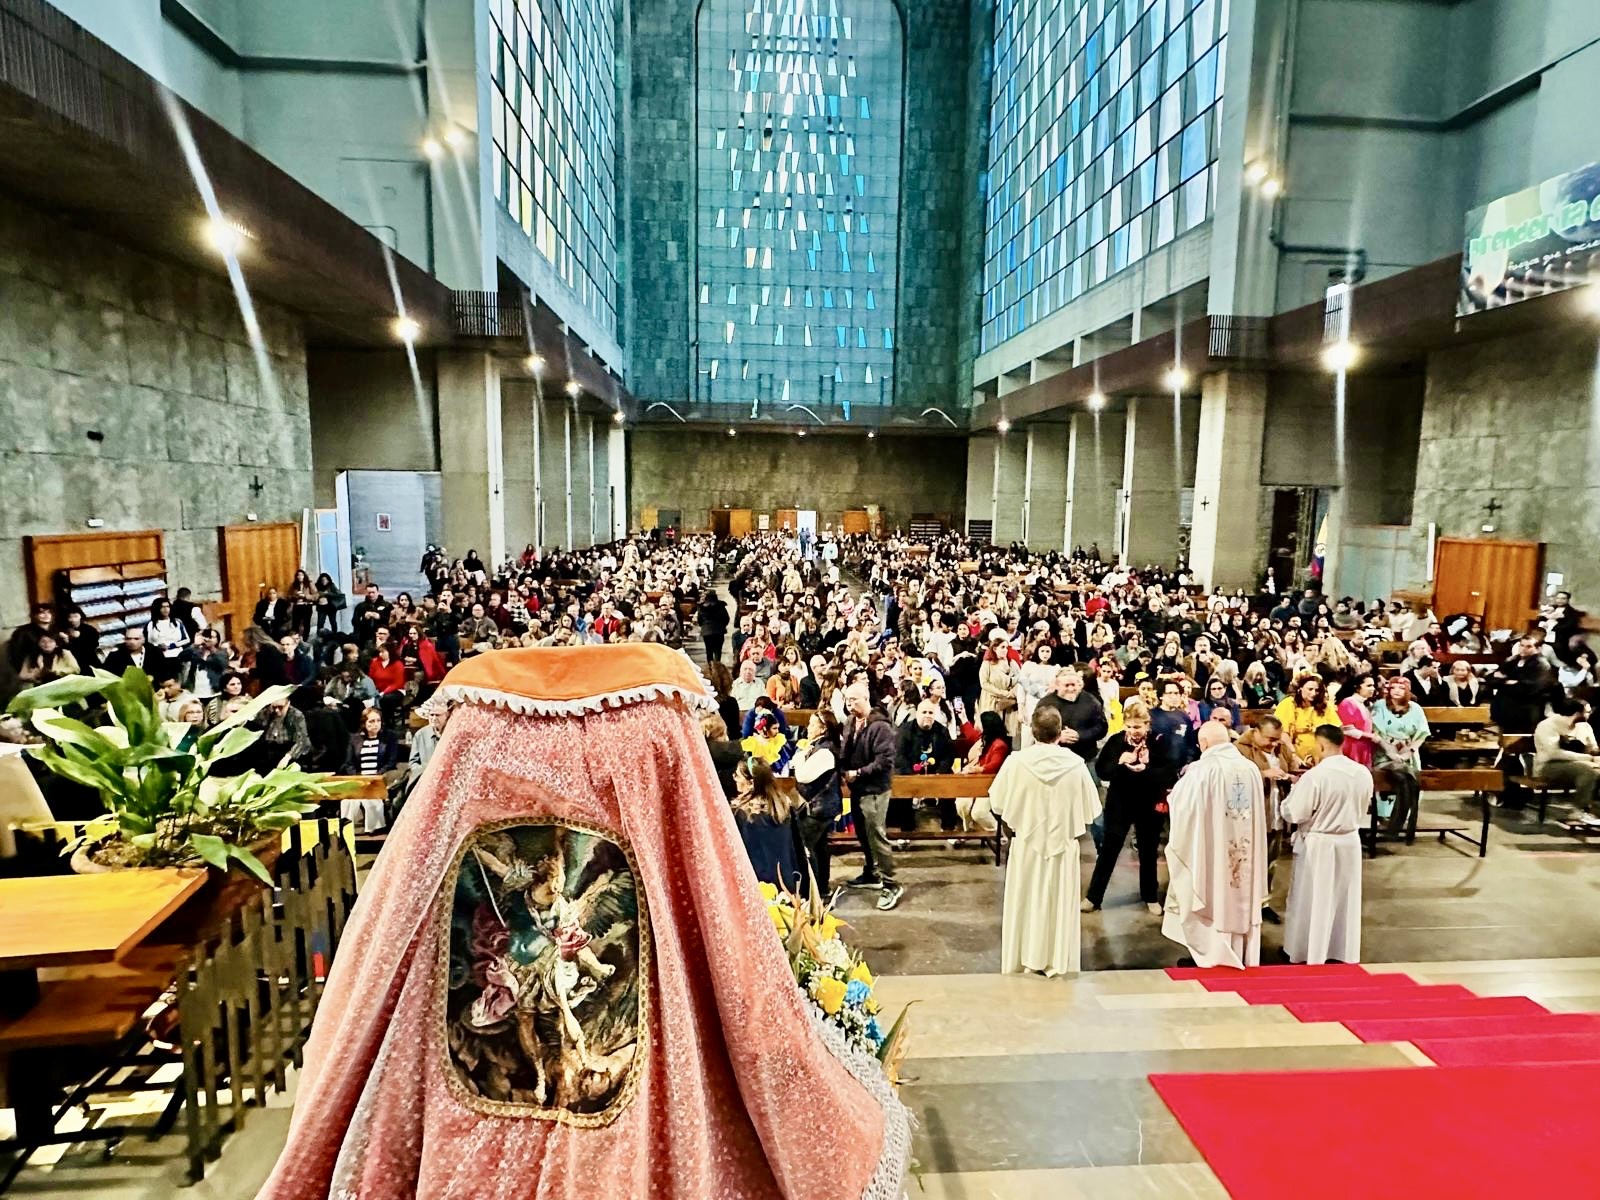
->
<box><xmin>1273</xmin><ymin>674</ymin><xmax>1340</xmax><ymax>761</ymax></box>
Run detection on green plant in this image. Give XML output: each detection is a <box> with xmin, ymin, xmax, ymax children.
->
<box><xmin>7</xmin><ymin>666</ymin><xmax>356</xmax><ymax>883</ymax></box>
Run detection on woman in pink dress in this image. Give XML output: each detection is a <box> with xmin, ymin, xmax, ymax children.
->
<box><xmin>1336</xmin><ymin>674</ymin><xmax>1377</xmax><ymax>768</ymax></box>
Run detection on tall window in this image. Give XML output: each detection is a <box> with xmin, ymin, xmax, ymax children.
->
<box><xmin>981</xmin><ymin>0</ymin><xmax>1228</xmax><ymax>352</ymax></box>
<box><xmin>489</xmin><ymin>0</ymin><xmax>619</xmax><ymax>336</ymax></box>
<box><xmin>695</xmin><ymin>0</ymin><xmax>902</xmax><ymax>419</ymax></box>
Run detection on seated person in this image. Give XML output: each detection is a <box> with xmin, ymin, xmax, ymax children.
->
<box><xmin>343</xmin><ymin>705</ymin><xmax>403</xmax><ymax>833</ymax></box>
<box><xmin>1533</xmin><ymin>696</ymin><xmax>1600</xmax><ymax>814</ymax></box>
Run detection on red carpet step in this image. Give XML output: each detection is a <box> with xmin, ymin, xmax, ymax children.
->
<box><xmin>1152</xmin><ymin>1063</ymin><xmax>1600</xmax><ymax>1199</ymax></box>
<box><xmin>1197</xmin><ymin>973</ymin><xmax>1419</xmax><ymax>995</ymax></box>
<box><xmin>1287</xmin><ymin>994</ymin><xmax>1546</xmax><ymax>1023</ymax></box>
<box><xmin>1415</xmin><ymin>1032</ymin><xmax>1600</xmax><ymax>1066</ymax></box>
<box><xmin>1166</xmin><ymin>963</ymin><xmax>1369</xmax><ymax>981</ymax></box>
<box><xmin>1344</xmin><ymin>1012</ymin><xmax>1600</xmax><ymax>1043</ymax></box>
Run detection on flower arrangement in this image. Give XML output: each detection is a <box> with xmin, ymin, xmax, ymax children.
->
<box><xmin>759</xmin><ymin>876</ymin><xmax>913</xmax><ymax>1085</ymax></box>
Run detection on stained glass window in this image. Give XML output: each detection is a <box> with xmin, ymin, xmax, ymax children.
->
<box><xmin>695</xmin><ymin>0</ymin><xmax>901</xmax><ymax>417</ymax></box>
<box><xmin>980</xmin><ymin>0</ymin><xmax>1229</xmax><ymax>352</ymax></box>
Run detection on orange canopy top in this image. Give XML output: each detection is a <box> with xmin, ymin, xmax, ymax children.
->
<box><xmin>433</xmin><ymin>644</ymin><xmax>714</xmax><ymax>717</ymax></box>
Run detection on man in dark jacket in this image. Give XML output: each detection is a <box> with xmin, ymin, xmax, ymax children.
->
<box><xmin>897</xmin><ymin>699</ymin><xmax>958</xmax><ymax>832</ymax></box>
<box><xmin>1492</xmin><ymin>636</ymin><xmax>1559</xmax><ymax>732</ymax></box>
<box><xmin>698</xmin><ymin>590</ymin><xmax>731</xmax><ymax>664</ymax></box>
<box><xmin>1036</xmin><ymin>668</ymin><xmax>1109</xmax><ymax>771</ymax></box>
<box><xmin>840</xmin><ymin>682</ymin><xmax>902</xmax><ymax>910</ymax></box>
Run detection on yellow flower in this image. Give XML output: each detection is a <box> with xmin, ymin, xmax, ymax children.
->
<box><xmin>768</xmin><ymin>904</ymin><xmax>790</xmax><ymax>935</ymax></box>
<box><xmin>757</xmin><ymin>881</ymin><xmax>778</xmax><ymax>902</ymax></box>
<box><xmin>848</xmin><ymin>961</ymin><xmax>875</xmax><ymax>989</ymax></box>
<box><xmin>819</xmin><ymin>913</ymin><xmax>842</xmax><ymax>940</ymax></box>
<box><xmin>811</xmin><ymin>975</ymin><xmax>847</xmax><ymax>1016</ymax></box>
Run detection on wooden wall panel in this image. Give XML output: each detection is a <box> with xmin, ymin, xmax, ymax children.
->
<box><xmin>216</xmin><ymin>523</ymin><xmax>301</xmax><ymax>643</ymax></box>
<box><xmin>1433</xmin><ymin>537</ymin><xmax>1543</xmax><ymax>634</ymax></box>
<box><xmin>840</xmin><ymin>510</ymin><xmax>870</xmax><ymax>535</ymax></box>
<box><xmin>727</xmin><ymin>509</ymin><xmax>753</xmax><ymax>537</ymax></box>
<box><xmin>24</xmin><ymin>530</ymin><xmax>165</xmax><ymax>606</ymax></box>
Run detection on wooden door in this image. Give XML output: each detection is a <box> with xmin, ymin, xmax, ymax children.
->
<box><xmin>217</xmin><ymin>523</ymin><xmax>301</xmax><ymax>642</ymax></box>
<box><xmin>1433</xmin><ymin>537</ymin><xmax>1542</xmax><ymax>633</ymax></box>
<box><xmin>840</xmin><ymin>509</ymin><xmax>870</xmax><ymax>535</ymax></box>
<box><xmin>728</xmin><ymin>509</ymin><xmax>753</xmax><ymax>538</ymax></box>
<box><xmin>708</xmin><ymin>509</ymin><xmax>732</xmax><ymax>538</ymax></box>
<box><xmin>775</xmin><ymin>508</ymin><xmax>798</xmax><ymax>531</ymax></box>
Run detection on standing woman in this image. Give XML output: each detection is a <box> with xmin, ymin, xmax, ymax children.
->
<box><xmin>289</xmin><ymin>569</ymin><xmax>317</xmax><ymax>639</ymax></box>
<box><xmin>1336</xmin><ymin>675</ymin><xmax>1377</xmax><ymax>769</ymax></box>
<box><xmin>977</xmin><ymin>630</ymin><xmax>1021</xmax><ymax>739</ymax></box>
<box><xmin>1084</xmin><ymin>702</ymin><xmax>1171</xmax><ymax>915</ymax></box>
<box><xmin>1274</xmin><ymin>673</ymin><xmax>1340</xmax><ymax>762</ymax></box>
<box><xmin>791</xmin><ymin>711</ymin><xmax>843</xmax><ymax>893</ymax></box>
<box><xmin>314</xmin><ymin>572</ymin><xmax>346</xmax><ymax>638</ymax></box>
<box><xmin>144</xmin><ymin>597</ymin><xmax>191</xmax><ymax>685</ymax></box>
<box><xmin>1016</xmin><ymin>640</ymin><xmax>1058</xmax><ymax>748</ymax></box>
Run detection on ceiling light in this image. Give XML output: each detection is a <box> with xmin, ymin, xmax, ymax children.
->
<box><xmin>1321</xmin><ymin>340</ymin><xmax>1360</xmax><ymax>372</ymax></box>
<box><xmin>421</xmin><ymin>137</ymin><xmax>444</xmax><ymax>160</ymax></box>
<box><xmin>1087</xmin><ymin>390</ymin><xmax>1107</xmax><ymax>411</ymax></box>
<box><xmin>393</xmin><ymin>316</ymin><xmax>421</xmax><ymax>344</ymax></box>
<box><xmin>866</xmin><ymin>430</ymin><xmax>876</xmax><ymax>439</ymax></box>
<box><xmin>565</xmin><ymin>380</ymin><xmax>581</xmax><ymax>397</ymax></box>
<box><xmin>1582</xmin><ymin>285</ymin><xmax>1600</xmax><ymax>314</ymax></box>
<box><xmin>1261</xmin><ymin>177</ymin><xmax>1283</xmax><ymax>199</ymax></box>
<box><xmin>526</xmin><ymin>353</ymin><xmax>544</xmax><ymax>373</ymax></box>
<box><xmin>1163</xmin><ymin>367</ymin><xmax>1190</xmax><ymax>391</ymax></box>
<box><xmin>443</xmin><ymin>128</ymin><xmax>467</xmax><ymax>148</ymax></box>
<box><xmin>1244</xmin><ymin>161</ymin><xmax>1269</xmax><ymax>186</ymax></box>
<box><xmin>997</xmin><ymin>418</ymin><xmax>1012</xmax><ymax>434</ymax></box>
<box><xmin>613</xmin><ymin>410</ymin><xmax>625</xmax><ymax>424</ymax></box>
<box><xmin>797</xmin><ymin>429</ymin><xmax>807</xmax><ymax>438</ymax></box>
<box><xmin>202</xmin><ymin>217</ymin><xmax>248</xmax><ymax>257</ymax></box>
<box><xmin>727</xmin><ymin>427</ymin><xmax>737</xmax><ymax>437</ymax></box>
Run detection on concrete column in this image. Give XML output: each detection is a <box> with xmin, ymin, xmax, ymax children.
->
<box><xmin>532</xmin><ymin>384</ymin><xmax>544</xmax><ymax>549</ymax></box>
<box><xmin>965</xmin><ymin>436</ymin><xmax>995</xmax><ymax>539</ymax></box>
<box><xmin>1122</xmin><ymin>396</ymin><xmax>1187</xmax><ymax>568</ymax></box>
<box><xmin>438</xmin><ymin>350</ymin><xmax>505</xmax><ymax>566</ymax></box>
<box><xmin>1021</xmin><ymin>429</ymin><xmax>1035</xmax><ymax>546</ymax></box>
<box><xmin>563</xmin><ymin>404</ymin><xmax>574</xmax><ymax>550</ymax></box>
<box><xmin>1065</xmin><ymin>410</ymin><xmax>1124</xmax><ymax>557</ymax></box>
<box><xmin>537</xmin><ymin>393</ymin><xmax>566</xmax><ymax>548</ymax></box>
<box><xmin>607</xmin><ymin>426</ymin><xmax>627</xmax><ymax>540</ymax></box>
<box><xmin>500</xmin><ymin>383</ymin><xmax>536</xmax><ymax>555</ymax></box>
<box><xmin>587</xmin><ymin>419</ymin><xmax>597</xmax><ymax>547</ymax></box>
<box><xmin>992</xmin><ymin>432</ymin><xmax>1028</xmax><ymax>545</ymax></box>
<box><xmin>1027</xmin><ymin>424</ymin><xmax>1069</xmax><ymax>552</ymax></box>
<box><xmin>1190</xmin><ymin>371</ymin><xmax>1268</xmax><ymax>591</ymax></box>
<box><xmin>570</xmin><ymin>413</ymin><xmax>593</xmax><ymax>548</ymax></box>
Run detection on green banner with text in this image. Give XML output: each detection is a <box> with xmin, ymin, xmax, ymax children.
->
<box><xmin>1460</xmin><ymin>162</ymin><xmax>1600</xmax><ymax>316</ymax></box>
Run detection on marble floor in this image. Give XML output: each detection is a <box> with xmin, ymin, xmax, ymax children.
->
<box><xmin>8</xmin><ymin>793</ymin><xmax>1600</xmax><ymax>1197</ymax></box>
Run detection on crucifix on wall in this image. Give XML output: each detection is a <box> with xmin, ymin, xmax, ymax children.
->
<box><xmin>1481</xmin><ymin>496</ymin><xmax>1502</xmax><ymax>533</ymax></box>
<box><xmin>248</xmin><ymin>475</ymin><xmax>266</xmax><ymax>500</ymax></box>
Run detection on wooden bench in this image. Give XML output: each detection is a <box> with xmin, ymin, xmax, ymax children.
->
<box><xmin>0</xmin><ymin>944</ymin><xmax>187</xmax><ymax>1053</ymax></box>
<box><xmin>1368</xmin><ymin>766</ymin><xmax>1502</xmax><ymax>858</ymax></box>
<box><xmin>1498</xmin><ymin>733</ymin><xmax>1576</xmax><ymax>825</ymax></box>
<box><xmin>320</xmin><ymin>775</ymin><xmax>390</xmax><ymax>848</ymax></box>
<box><xmin>780</xmin><ymin>773</ymin><xmax>1008</xmax><ymax>865</ymax></box>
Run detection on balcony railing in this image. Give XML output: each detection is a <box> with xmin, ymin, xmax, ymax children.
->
<box><xmin>1207</xmin><ymin>315</ymin><xmax>1271</xmax><ymax>361</ymax></box>
<box><xmin>451</xmin><ymin>290</ymin><xmax>527</xmax><ymax>339</ymax></box>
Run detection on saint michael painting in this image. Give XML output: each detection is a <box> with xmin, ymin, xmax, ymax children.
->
<box><xmin>445</xmin><ymin>821</ymin><xmax>645</xmax><ymax>1119</ymax></box>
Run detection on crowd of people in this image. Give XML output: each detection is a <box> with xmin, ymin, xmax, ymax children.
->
<box><xmin>7</xmin><ymin>526</ymin><xmax>1598</xmax><ymax>930</ymax></box>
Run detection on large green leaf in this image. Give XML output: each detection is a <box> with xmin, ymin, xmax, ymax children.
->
<box><xmin>188</xmin><ymin>833</ymin><xmax>229</xmax><ymax>871</ymax></box>
<box><xmin>226</xmin><ymin>844</ymin><xmax>275</xmax><ymax>885</ymax></box>
<box><xmin>27</xmin><ymin>743</ymin><xmax>119</xmax><ymax>800</ymax></box>
<box><xmin>103</xmin><ymin>672</ymin><xmax>155</xmax><ymax>744</ymax></box>
<box><xmin>29</xmin><ymin>710</ymin><xmax>124</xmax><ymax>760</ymax></box>
<box><xmin>206</xmin><ymin>725</ymin><xmax>262</xmax><ymax>763</ymax></box>
<box><xmin>7</xmin><ymin>672</ymin><xmax>116</xmax><ymax>718</ymax></box>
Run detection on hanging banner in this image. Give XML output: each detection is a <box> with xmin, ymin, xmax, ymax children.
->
<box><xmin>1459</xmin><ymin>162</ymin><xmax>1600</xmax><ymax>316</ymax></box>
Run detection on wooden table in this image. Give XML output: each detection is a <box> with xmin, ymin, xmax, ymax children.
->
<box><xmin>0</xmin><ymin>869</ymin><xmax>207</xmax><ymax>1018</ymax></box>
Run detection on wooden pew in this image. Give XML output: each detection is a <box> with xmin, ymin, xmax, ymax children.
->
<box><xmin>1369</xmin><ymin>766</ymin><xmax>1502</xmax><ymax>858</ymax></box>
<box><xmin>780</xmin><ymin>772</ymin><xmax>1008</xmax><ymax>865</ymax></box>
<box><xmin>1498</xmin><ymin>733</ymin><xmax>1575</xmax><ymax>825</ymax></box>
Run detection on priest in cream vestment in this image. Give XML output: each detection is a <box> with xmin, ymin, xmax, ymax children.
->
<box><xmin>990</xmin><ymin>707</ymin><xmax>1103</xmax><ymax>976</ymax></box>
<box><xmin>1162</xmin><ymin>722</ymin><xmax>1268</xmax><ymax>969</ymax></box>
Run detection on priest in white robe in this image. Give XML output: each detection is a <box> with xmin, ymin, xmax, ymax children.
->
<box><xmin>1162</xmin><ymin>721</ymin><xmax>1267</xmax><ymax>969</ymax></box>
<box><xmin>1281</xmin><ymin>724</ymin><xmax>1368</xmax><ymax>964</ymax></box>
<box><xmin>991</xmin><ymin>705</ymin><xmax>1103</xmax><ymax>976</ymax></box>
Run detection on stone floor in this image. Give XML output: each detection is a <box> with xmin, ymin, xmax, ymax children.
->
<box><xmin>10</xmin><ymin>788</ymin><xmax>1600</xmax><ymax>1195</ymax></box>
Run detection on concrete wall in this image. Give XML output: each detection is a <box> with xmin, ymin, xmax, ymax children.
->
<box><xmin>307</xmin><ymin>348</ymin><xmax>439</xmax><ymax>507</ymax></box>
<box><xmin>1277</xmin><ymin>0</ymin><xmax>1600</xmax><ymax>311</ymax></box>
<box><xmin>629</xmin><ymin>430</ymin><xmax>967</xmax><ymax>533</ymax></box>
<box><xmin>0</xmin><ymin>187</ymin><xmax>311</xmax><ymax>627</ymax></box>
<box><xmin>1410</xmin><ymin>323</ymin><xmax>1600</xmax><ymax>601</ymax></box>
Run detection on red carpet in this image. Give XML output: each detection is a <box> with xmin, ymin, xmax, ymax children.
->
<box><xmin>1286</xmin><ymin>993</ymin><xmax>1544</xmax><ymax>1023</ymax></box>
<box><xmin>1344</xmin><ymin>1012</ymin><xmax>1600</xmax><ymax>1042</ymax></box>
<box><xmin>1151</xmin><ymin>1064</ymin><xmax>1600</xmax><ymax>1199</ymax></box>
<box><xmin>1210</xmin><ymin>984</ymin><xmax>1422</xmax><ymax>1006</ymax></box>
<box><xmin>1166</xmin><ymin>963</ymin><xmax>1369</xmax><ymax>981</ymax></box>
<box><xmin>1198</xmin><ymin>973</ymin><xmax>1418</xmax><ymax>995</ymax></box>
<box><xmin>1415</xmin><ymin>1032</ymin><xmax>1600</xmax><ymax>1066</ymax></box>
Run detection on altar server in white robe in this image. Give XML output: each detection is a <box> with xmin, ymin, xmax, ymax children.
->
<box><xmin>1162</xmin><ymin>721</ymin><xmax>1268</xmax><ymax>969</ymax></box>
<box><xmin>991</xmin><ymin>705</ymin><xmax>1102</xmax><ymax>976</ymax></box>
<box><xmin>1280</xmin><ymin>724</ymin><xmax>1367</xmax><ymax>964</ymax></box>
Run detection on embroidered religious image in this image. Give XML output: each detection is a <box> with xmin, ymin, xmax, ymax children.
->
<box><xmin>445</xmin><ymin>822</ymin><xmax>645</xmax><ymax>1120</ymax></box>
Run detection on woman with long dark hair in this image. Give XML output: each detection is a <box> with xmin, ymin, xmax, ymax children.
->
<box><xmin>731</xmin><ymin>756</ymin><xmax>802</xmax><ymax>892</ymax></box>
<box><xmin>143</xmin><ymin>596</ymin><xmax>191</xmax><ymax>684</ymax></box>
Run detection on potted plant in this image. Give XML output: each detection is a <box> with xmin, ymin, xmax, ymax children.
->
<box><xmin>7</xmin><ymin>666</ymin><xmax>354</xmax><ymax>894</ymax></box>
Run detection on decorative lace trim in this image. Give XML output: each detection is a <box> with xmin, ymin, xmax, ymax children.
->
<box><xmin>432</xmin><ymin>680</ymin><xmax>716</xmax><ymax>717</ymax></box>
<box><xmin>803</xmin><ymin>998</ymin><xmax>915</xmax><ymax>1200</ymax></box>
